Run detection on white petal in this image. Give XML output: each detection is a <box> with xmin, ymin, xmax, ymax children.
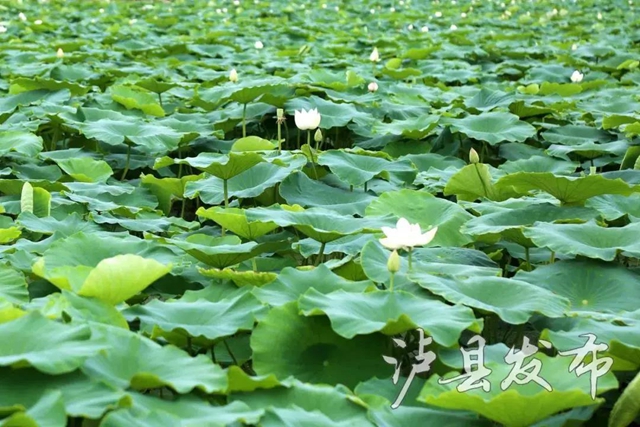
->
<box><xmin>415</xmin><ymin>227</ymin><xmax>438</xmax><ymax>246</ymax></box>
<box><xmin>381</xmin><ymin>226</ymin><xmax>397</xmax><ymax>239</ymax></box>
<box><xmin>396</xmin><ymin>218</ymin><xmax>412</xmax><ymax>233</ymax></box>
<box><xmin>379</xmin><ymin>237</ymin><xmax>404</xmax><ymax>250</ymax></box>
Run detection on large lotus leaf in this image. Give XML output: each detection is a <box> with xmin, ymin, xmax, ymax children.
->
<box><xmin>251</xmin><ymin>302</ymin><xmax>389</xmax><ymax>388</ymax></box>
<box><xmin>0</xmin><ymin>89</ymin><xmax>70</xmax><ymax>115</ymax></box>
<box><xmin>418</xmin><ymin>353</ymin><xmax>618</xmax><ymax>427</ymax></box>
<box><xmin>62</xmin><ymin>182</ymin><xmax>159</xmax><ymax>213</ymax></box>
<box><xmin>102</xmin><ymin>393</ymin><xmax>262</xmax><ymax>427</ymax></box>
<box><xmin>317</xmin><ymin>150</ymin><xmax>417</xmax><ymax>187</ymax></box>
<box><xmin>494</xmin><ymin>172</ymin><xmax>640</xmax><ymax>205</ymax></box>
<box><xmin>168</xmin><ymin>234</ymin><xmax>261</xmax><ymax>268</ymax></box>
<box><xmin>411</xmin><ymin>247</ymin><xmax>503</xmax><ymax>278</ymax></box>
<box><xmin>33</xmin><ymin>291</ymin><xmax>129</xmax><ymax>329</ymax></box>
<box><xmin>409</xmin><ymin>273</ymin><xmax>570</xmax><ymax>324</ymax></box>
<box><xmin>225</xmin><ymin>365</ymin><xmax>284</xmax><ymax>394</ymax></box>
<box><xmin>541</xmin><ymin>318</ymin><xmax>640</xmax><ymax>371</ymax></box>
<box><xmin>53</xmin><ymin>157</ymin><xmax>113</xmax><ymax>183</ymax></box>
<box><xmin>461</xmin><ymin>204</ymin><xmax>598</xmax><ymax>246</ymax></box>
<box><xmin>0</xmin><ymin>389</ymin><xmax>66</xmax><ymax>427</ymax></box>
<box><xmin>0</xmin><ymin>131</ymin><xmax>43</xmax><ymax>157</ymax></box>
<box><xmin>368</xmin><ymin>405</ymin><xmax>492</xmax><ymax>427</ymax></box>
<box><xmin>155</xmin><ymin>152</ymin><xmax>264</xmax><ymax>180</ymax></box>
<box><xmin>522</xmin><ymin>220</ymin><xmax>640</xmax><ymax>261</ymax></box>
<box><xmin>231</xmin><ymin>136</ymin><xmax>276</xmax><ymax>152</ymax></box>
<box><xmin>465</xmin><ymin>88</ymin><xmax>514</xmax><ymax>112</ymax></box>
<box><xmin>252</xmin><ymin>265</ymin><xmax>374</xmax><ymax>307</ymax></box>
<box><xmin>0</xmin><ymin>265</ymin><xmax>28</xmax><ymax>304</ymax></box>
<box><xmin>140</xmin><ymin>174</ymin><xmax>201</xmax><ymax>215</ymax></box>
<box><xmin>185</xmin><ymin>159</ymin><xmax>305</xmax><ymax>205</ymax></box>
<box><xmin>499</xmin><ymin>156</ymin><xmax>579</xmax><ymax>174</ymax></box>
<box><xmin>585</xmin><ymin>193</ymin><xmax>640</xmax><ymax>222</ymax></box>
<box><xmin>546</xmin><ymin>140</ymin><xmax>628</xmax><ymax>160</ymax></box>
<box><xmin>198</xmin><ymin>267</ymin><xmax>278</xmax><ymax>287</ymax></box>
<box><xmin>0</xmin><ymin>311</ymin><xmax>106</xmax><ymax>374</ymax></box>
<box><xmin>81</xmin><ymin>324</ymin><xmax>227</xmax><ymax>394</ymax></box>
<box><xmin>366</xmin><ymin>189</ymin><xmax>474</xmax><ymax>247</ymax></box>
<box><xmin>448</xmin><ymin>112</ymin><xmax>536</xmax><ymax>145</ymax></box>
<box><xmin>110</xmin><ymin>85</ymin><xmax>164</xmax><ymax>117</ymax></box>
<box><xmin>122</xmin><ymin>291</ymin><xmax>266</xmax><ymax>341</ymax></box>
<box><xmin>195</xmin><ymin>79</ymin><xmax>291</xmax><ymax>109</ymax></box>
<box><xmin>196</xmin><ymin>206</ymin><xmax>278</xmax><ymax>240</ymax></box>
<box><xmin>294</xmin><ymin>234</ymin><xmax>376</xmax><ymax>259</ymax></box>
<box><xmin>541</xmin><ymin>125</ymin><xmax>614</xmax><ymax>146</ymax></box>
<box><xmin>372</xmin><ymin>115</ymin><xmax>440</xmax><ymax>139</ymax></box>
<box><xmin>77</xmin><ymin>119</ymin><xmax>182</xmax><ymax>154</ymax></box>
<box><xmin>299</xmin><ymin>289</ymin><xmax>481</xmax><ymax>345</ymax></box>
<box><xmin>10</xmin><ymin>77</ymin><xmax>89</xmax><ymax>97</ymax></box>
<box><xmin>245</xmin><ymin>205</ymin><xmax>387</xmax><ymax>243</ymax></box>
<box><xmin>444</xmin><ymin>164</ymin><xmax>517</xmax><ymax>202</ymax></box>
<box><xmin>0</xmin><ymin>367</ymin><xmax>129</xmax><ymax>419</ymax></box>
<box><xmin>609</xmin><ymin>371</ymin><xmax>640</xmax><ymax>427</ymax></box>
<box><xmin>515</xmin><ymin>260</ymin><xmax>640</xmax><ymax>319</ymax></box>
<box><xmin>278</xmin><ymin>171</ymin><xmax>376</xmax><ymax>216</ymax></box>
<box><xmin>231</xmin><ymin>379</ymin><xmax>374</xmax><ymax>426</ymax></box>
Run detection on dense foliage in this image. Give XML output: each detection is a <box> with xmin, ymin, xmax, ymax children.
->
<box><xmin>0</xmin><ymin>0</ymin><xmax>639</xmax><ymax>426</ymax></box>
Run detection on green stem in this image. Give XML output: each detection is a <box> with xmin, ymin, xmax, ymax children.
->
<box><xmin>314</xmin><ymin>241</ymin><xmax>326</xmax><ymax>266</ymax></box>
<box><xmin>308</xmin><ymin>131</ymin><xmax>319</xmax><ymax>179</ymax></box>
<box><xmin>180</xmin><ymin>198</ymin><xmax>187</xmax><ymax>219</ymax></box>
<box><xmin>158</xmin><ymin>92</ymin><xmax>163</xmax><ymax>107</ymax></box>
<box><xmin>251</xmin><ymin>257</ymin><xmax>258</xmax><ymax>272</ymax></box>
<box><xmin>389</xmin><ymin>272</ymin><xmax>395</xmax><ymax>292</ymax></box>
<box><xmin>364</xmin><ymin>181</ymin><xmax>368</xmax><ymax>192</ymax></box>
<box><xmin>242</xmin><ymin>103</ymin><xmax>247</xmax><ymax>138</ymax></box>
<box><xmin>277</xmin><ymin>121</ymin><xmax>282</xmax><ymax>154</ymax></box>
<box><xmin>222</xmin><ymin>179</ymin><xmax>229</xmax><ymax>236</ymax></box>
<box><xmin>121</xmin><ymin>144</ymin><xmax>131</xmax><ymax>181</ymax></box>
<box><xmin>524</xmin><ymin>246</ymin><xmax>531</xmax><ymax>271</ymax></box>
<box><xmin>549</xmin><ymin>251</ymin><xmax>555</xmax><ymax>264</ymax></box>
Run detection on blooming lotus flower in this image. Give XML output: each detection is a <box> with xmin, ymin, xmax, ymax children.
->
<box><xmin>368</xmin><ymin>81</ymin><xmax>378</xmax><ymax>92</ymax></box>
<box><xmin>369</xmin><ymin>47</ymin><xmax>380</xmax><ymax>62</ymax></box>
<box><xmin>294</xmin><ymin>108</ymin><xmax>321</xmax><ymax>131</ymax></box>
<box><xmin>571</xmin><ymin>70</ymin><xmax>584</xmax><ymax>83</ymax></box>
<box><xmin>0</xmin><ymin>25</ymin><xmax>7</xmax><ymax>33</ymax></box>
<box><xmin>229</xmin><ymin>68</ymin><xmax>238</xmax><ymax>82</ymax></box>
<box><xmin>380</xmin><ymin>218</ymin><xmax>438</xmax><ymax>250</ymax></box>
<box><xmin>254</xmin><ymin>40</ymin><xmax>264</xmax><ymax>49</ymax></box>
<box><xmin>571</xmin><ymin>43</ymin><xmax>578</xmax><ymax>51</ymax></box>
<box><xmin>18</xmin><ymin>12</ymin><xmax>27</xmax><ymax>21</ymax></box>
<box><xmin>421</xmin><ymin>25</ymin><xmax>429</xmax><ymax>32</ymax></box>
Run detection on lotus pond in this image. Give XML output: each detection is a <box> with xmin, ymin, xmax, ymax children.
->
<box><xmin>0</xmin><ymin>0</ymin><xmax>639</xmax><ymax>426</ymax></box>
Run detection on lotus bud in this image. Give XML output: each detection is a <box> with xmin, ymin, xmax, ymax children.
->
<box><xmin>277</xmin><ymin>108</ymin><xmax>284</xmax><ymax>119</ymax></box>
<box><xmin>368</xmin><ymin>81</ymin><xmax>379</xmax><ymax>92</ymax></box>
<box><xmin>570</xmin><ymin>70</ymin><xmax>584</xmax><ymax>83</ymax></box>
<box><xmin>469</xmin><ymin>148</ymin><xmax>480</xmax><ymax>164</ymax></box>
<box><xmin>369</xmin><ymin>47</ymin><xmax>380</xmax><ymax>62</ymax></box>
<box><xmin>56</xmin><ymin>48</ymin><xmax>64</xmax><ymax>59</ymax></box>
<box><xmin>387</xmin><ymin>250</ymin><xmax>401</xmax><ymax>274</ymax></box>
<box><xmin>314</xmin><ymin>128</ymin><xmax>323</xmax><ymax>143</ymax></box>
<box><xmin>18</xmin><ymin>12</ymin><xmax>27</xmax><ymax>21</ymax></box>
<box><xmin>229</xmin><ymin>68</ymin><xmax>238</xmax><ymax>83</ymax></box>
<box><xmin>254</xmin><ymin>40</ymin><xmax>264</xmax><ymax>49</ymax></box>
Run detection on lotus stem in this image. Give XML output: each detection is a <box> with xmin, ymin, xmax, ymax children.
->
<box><xmin>549</xmin><ymin>251</ymin><xmax>555</xmax><ymax>264</ymax></box>
<box><xmin>158</xmin><ymin>92</ymin><xmax>163</xmax><ymax>107</ymax></box>
<box><xmin>308</xmin><ymin>131</ymin><xmax>319</xmax><ymax>179</ymax></box>
<box><xmin>223</xmin><ymin>339</ymin><xmax>238</xmax><ymax>365</ymax></box>
<box><xmin>121</xmin><ymin>144</ymin><xmax>131</xmax><ymax>181</ymax></box>
<box><xmin>180</xmin><ymin>198</ymin><xmax>187</xmax><ymax>219</ymax></box>
<box><xmin>277</xmin><ymin>120</ymin><xmax>282</xmax><ymax>154</ymax></box>
<box><xmin>524</xmin><ymin>246</ymin><xmax>531</xmax><ymax>271</ymax></box>
<box><xmin>389</xmin><ymin>272</ymin><xmax>395</xmax><ymax>292</ymax></box>
<box><xmin>242</xmin><ymin>103</ymin><xmax>247</xmax><ymax>138</ymax></box>
<box><xmin>251</xmin><ymin>257</ymin><xmax>258</xmax><ymax>272</ymax></box>
<box><xmin>222</xmin><ymin>179</ymin><xmax>229</xmax><ymax>236</ymax></box>
<box><xmin>314</xmin><ymin>241</ymin><xmax>326</xmax><ymax>266</ymax></box>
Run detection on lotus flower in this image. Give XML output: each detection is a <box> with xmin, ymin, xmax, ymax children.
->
<box><xmin>229</xmin><ymin>68</ymin><xmax>238</xmax><ymax>83</ymax></box>
<box><xmin>18</xmin><ymin>12</ymin><xmax>26</xmax><ymax>21</ymax></box>
<box><xmin>294</xmin><ymin>108</ymin><xmax>321</xmax><ymax>131</ymax></box>
<box><xmin>369</xmin><ymin>47</ymin><xmax>380</xmax><ymax>62</ymax></box>
<box><xmin>380</xmin><ymin>218</ymin><xmax>438</xmax><ymax>250</ymax></box>
<box><xmin>368</xmin><ymin>81</ymin><xmax>379</xmax><ymax>92</ymax></box>
<box><xmin>56</xmin><ymin>48</ymin><xmax>64</xmax><ymax>59</ymax></box>
<box><xmin>421</xmin><ymin>25</ymin><xmax>429</xmax><ymax>32</ymax></box>
<box><xmin>0</xmin><ymin>25</ymin><xmax>7</xmax><ymax>33</ymax></box>
<box><xmin>254</xmin><ymin>40</ymin><xmax>264</xmax><ymax>49</ymax></box>
<box><xmin>571</xmin><ymin>70</ymin><xmax>584</xmax><ymax>83</ymax></box>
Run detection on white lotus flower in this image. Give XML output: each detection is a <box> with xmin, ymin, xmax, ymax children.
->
<box><xmin>0</xmin><ymin>25</ymin><xmax>7</xmax><ymax>33</ymax></box>
<box><xmin>380</xmin><ymin>218</ymin><xmax>438</xmax><ymax>250</ymax></box>
<box><xmin>18</xmin><ymin>12</ymin><xmax>27</xmax><ymax>21</ymax></box>
<box><xmin>294</xmin><ymin>108</ymin><xmax>321</xmax><ymax>131</ymax></box>
<box><xmin>421</xmin><ymin>25</ymin><xmax>429</xmax><ymax>32</ymax></box>
<box><xmin>450</xmin><ymin>24</ymin><xmax>458</xmax><ymax>30</ymax></box>
<box><xmin>571</xmin><ymin>43</ymin><xmax>578</xmax><ymax>51</ymax></box>
<box><xmin>34</xmin><ymin>19</ymin><xmax>42</xmax><ymax>25</ymax></box>
<box><xmin>56</xmin><ymin>48</ymin><xmax>64</xmax><ymax>58</ymax></box>
<box><xmin>369</xmin><ymin>47</ymin><xmax>380</xmax><ymax>62</ymax></box>
<box><xmin>434</xmin><ymin>11</ymin><xmax>442</xmax><ymax>17</ymax></box>
<box><xmin>368</xmin><ymin>81</ymin><xmax>378</xmax><ymax>92</ymax></box>
<box><xmin>229</xmin><ymin>68</ymin><xmax>238</xmax><ymax>82</ymax></box>
<box><xmin>571</xmin><ymin>70</ymin><xmax>584</xmax><ymax>83</ymax></box>
<box><xmin>254</xmin><ymin>40</ymin><xmax>264</xmax><ymax>49</ymax></box>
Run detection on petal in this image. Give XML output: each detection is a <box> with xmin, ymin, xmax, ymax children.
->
<box><xmin>381</xmin><ymin>226</ymin><xmax>396</xmax><ymax>238</ymax></box>
<box><xmin>416</xmin><ymin>227</ymin><xmax>438</xmax><ymax>246</ymax></box>
<box><xmin>396</xmin><ymin>218</ymin><xmax>412</xmax><ymax>233</ymax></box>
<box><xmin>379</xmin><ymin>237</ymin><xmax>403</xmax><ymax>250</ymax></box>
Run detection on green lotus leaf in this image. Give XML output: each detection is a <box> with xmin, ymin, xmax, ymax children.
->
<box><xmin>0</xmin><ymin>265</ymin><xmax>28</xmax><ymax>304</ymax></box>
<box><xmin>155</xmin><ymin>152</ymin><xmax>264</xmax><ymax>180</ymax></box>
<box><xmin>461</xmin><ymin>203</ymin><xmax>598</xmax><ymax>246</ymax></box>
<box><xmin>494</xmin><ymin>172</ymin><xmax>640</xmax><ymax>205</ymax></box>
<box><xmin>110</xmin><ymin>85</ymin><xmax>164</xmax><ymax>117</ymax></box>
<box><xmin>225</xmin><ymin>365</ymin><xmax>284</xmax><ymax>394</ymax></box>
<box><xmin>448</xmin><ymin>112</ymin><xmax>537</xmax><ymax>145</ymax></box>
<box><xmin>366</xmin><ymin>189</ymin><xmax>474</xmax><ymax>247</ymax></box>
<box><xmin>231</xmin><ymin>379</ymin><xmax>374</xmax><ymax>426</ymax></box>
<box><xmin>409</xmin><ymin>273</ymin><xmax>570</xmax><ymax>324</ymax></box>
<box><xmin>251</xmin><ymin>302</ymin><xmax>389</xmax><ymax>388</ymax></box>
<box><xmin>82</xmin><ymin>324</ymin><xmax>227</xmax><ymax>394</ymax></box>
<box><xmin>284</xmin><ymin>96</ymin><xmax>373</xmax><ymax>129</ymax></box>
<box><xmin>0</xmin><ymin>299</ymin><xmax>26</xmax><ymax>324</ymax></box>
<box><xmin>541</xmin><ymin>125</ymin><xmax>613</xmax><ymax>146</ymax></box>
<box><xmin>498</xmin><ymin>155</ymin><xmax>579</xmax><ymax>174</ymax></box>
<box><xmin>0</xmin><ymin>131</ymin><xmax>43</xmax><ymax>157</ymax></box>
<box><xmin>444</xmin><ymin>163</ymin><xmax>517</xmax><ymax>202</ymax></box>
<box><xmin>465</xmin><ymin>88</ymin><xmax>514</xmax><ymax>112</ymax></box>
<box><xmin>609</xmin><ymin>370</ymin><xmax>640</xmax><ymax>427</ymax></box>
<box><xmin>231</xmin><ymin>136</ymin><xmax>276</xmax><ymax>152</ymax></box>
<box><xmin>0</xmin><ymin>367</ymin><xmax>129</xmax><ymax>419</ymax></box>
<box><xmin>53</xmin><ymin>157</ymin><xmax>113</xmax><ymax>183</ymax></box>
<box><xmin>198</xmin><ymin>267</ymin><xmax>278</xmax><ymax>287</ymax></box>
<box><xmin>140</xmin><ymin>173</ymin><xmax>200</xmax><ymax>215</ymax></box>
<box><xmin>0</xmin><ymin>89</ymin><xmax>70</xmax><ymax>115</ymax></box>
<box><xmin>372</xmin><ymin>115</ymin><xmax>440</xmax><ymax>139</ymax></box>
<box><xmin>418</xmin><ymin>353</ymin><xmax>618</xmax><ymax>427</ymax></box>
<box><xmin>279</xmin><ymin>171</ymin><xmax>376</xmax><ymax>216</ymax></box>
<box><xmin>122</xmin><ymin>291</ymin><xmax>266</xmax><ymax>341</ymax></box>
<box><xmin>62</xmin><ymin>182</ymin><xmax>159</xmax><ymax>213</ymax></box>
<box><xmin>299</xmin><ymin>289</ymin><xmax>481</xmax><ymax>345</ymax></box>
<box><xmin>252</xmin><ymin>264</ymin><xmax>374</xmax><ymax>307</ymax></box>
<box><xmin>169</xmin><ymin>234</ymin><xmax>260</xmax><ymax>268</ymax></box>
<box><xmin>515</xmin><ymin>260</ymin><xmax>640</xmax><ymax>319</ymax></box>
<box><xmin>546</xmin><ymin>140</ymin><xmax>628</xmax><ymax>159</ymax></box>
<box><xmin>196</xmin><ymin>206</ymin><xmax>278</xmax><ymax>240</ymax></box>
<box><xmin>585</xmin><ymin>193</ymin><xmax>640</xmax><ymax>221</ymax></box>
<box><xmin>0</xmin><ymin>311</ymin><xmax>106</xmax><ymax>374</ymax></box>
<box><xmin>317</xmin><ymin>150</ymin><xmax>417</xmax><ymax>187</ymax></box>
<box><xmin>77</xmin><ymin>119</ymin><xmax>183</xmax><ymax>154</ymax></box>
<box><xmin>10</xmin><ymin>77</ymin><xmax>89</xmax><ymax>96</ymax></box>
<box><xmin>101</xmin><ymin>395</ymin><xmax>262</xmax><ymax>427</ymax></box>
<box><xmin>522</xmin><ymin>220</ymin><xmax>640</xmax><ymax>261</ymax></box>
<box><xmin>0</xmin><ymin>389</ymin><xmax>66</xmax><ymax>427</ymax></box>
